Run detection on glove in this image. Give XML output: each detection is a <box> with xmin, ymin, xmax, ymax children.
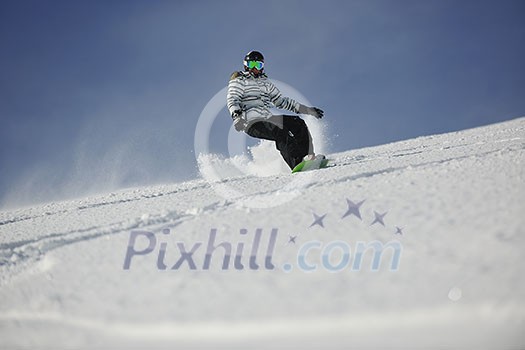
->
<box><xmin>298</xmin><ymin>105</ymin><xmax>324</xmax><ymax>119</ymax></box>
<box><xmin>232</xmin><ymin>109</ymin><xmax>242</xmax><ymax>118</ymax></box>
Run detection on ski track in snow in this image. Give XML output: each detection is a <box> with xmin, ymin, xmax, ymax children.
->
<box><xmin>0</xmin><ymin>118</ymin><xmax>524</xmax><ymax>349</ymax></box>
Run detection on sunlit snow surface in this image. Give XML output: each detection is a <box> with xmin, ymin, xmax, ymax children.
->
<box><xmin>1</xmin><ymin>118</ymin><xmax>524</xmax><ymax>349</ymax></box>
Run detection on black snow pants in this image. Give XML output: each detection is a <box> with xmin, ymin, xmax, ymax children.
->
<box><xmin>246</xmin><ymin>115</ymin><xmax>313</xmax><ymax>170</ymax></box>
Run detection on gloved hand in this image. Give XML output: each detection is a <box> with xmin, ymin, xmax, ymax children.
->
<box><xmin>232</xmin><ymin>109</ymin><xmax>242</xmax><ymax>118</ymax></box>
<box><xmin>298</xmin><ymin>105</ymin><xmax>324</xmax><ymax>119</ymax></box>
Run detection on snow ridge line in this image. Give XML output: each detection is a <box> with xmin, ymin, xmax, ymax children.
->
<box><xmin>315</xmin><ymin>146</ymin><xmax>519</xmax><ymax>188</ymax></box>
<box><xmin>333</xmin><ymin>138</ymin><xmax>522</xmax><ymax>168</ymax></box>
<box><xmin>0</xmin><ymin>181</ymin><xmax>211</xmax><ymax>227</ymax></box>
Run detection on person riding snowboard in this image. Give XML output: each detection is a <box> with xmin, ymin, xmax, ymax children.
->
<box><xmin>227</xmin><ymin>50</ymin><xmax>325</xmax><ymax>170</ymax></box>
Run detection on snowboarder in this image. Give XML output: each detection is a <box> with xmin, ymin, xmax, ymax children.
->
<box><xmin>227</xmin><ymin>50</ymin><xmax>324</xmax><ymax>170</ymax></box>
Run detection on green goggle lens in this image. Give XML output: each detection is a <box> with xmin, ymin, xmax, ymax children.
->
<box><xmin>246</xmin><ymin>60</ymin><xmax>264</xmax><ymax>70</ymax></box>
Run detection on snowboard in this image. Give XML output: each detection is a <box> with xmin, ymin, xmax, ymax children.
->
<box><xmin>292</xmin><ymin>157</ymin><xmax>330</xmax><ymax>173</ymax></box>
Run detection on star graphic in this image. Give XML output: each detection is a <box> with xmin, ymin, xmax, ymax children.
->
<box><xmin>310</xmin><ymin>212</ymin><xmax>327</xmax><ymax>228</ymax></box>
<box><xmin>288</xmin><ymin>235</ymin><xmax>298</xmax><ymax>244</ymax></box>
<box><xmin>342</xmin><ymin>199</ymin><xmax>365</xmax><ymax>220</ymax></box>
<box><xmin>395</xmin><ymin>227</ymin><xmax>403</xmax><ymax>235</ymax></box>
<box><xmin>370</xmin><ymin>211</ymin><xmax>387</xmax><ymax>226</ymax></box>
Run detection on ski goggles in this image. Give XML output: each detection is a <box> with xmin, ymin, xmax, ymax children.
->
<box><xmin>245</xmin><ymin>60</ymin><xmax>264</xmax><ymax>70</ymax></box>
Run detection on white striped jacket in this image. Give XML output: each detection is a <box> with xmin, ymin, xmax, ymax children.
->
<box><xmin>227</xmin><ymin>71</ymin><xmax>300</xmax><ymax>123</ymax></box>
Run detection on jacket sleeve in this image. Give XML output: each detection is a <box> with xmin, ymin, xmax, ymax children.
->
<box><xmin>267</xmin><ymin>80</ymin><xmax>300</xmax><ymax>113</ymax></box>
<box><xmin>227</xmin><ymin>72</ymin><xmax>243</xmax><ymax>117</ymax></box>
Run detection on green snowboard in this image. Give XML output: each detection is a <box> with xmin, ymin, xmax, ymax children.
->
<box><xmin>292</xmin><ymin>157</ymin><xmax>330</xmax><ymax>173</ymax></box>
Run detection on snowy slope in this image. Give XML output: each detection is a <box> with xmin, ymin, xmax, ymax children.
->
<box><xmin>0</xmin><ymin>118</ymin><xmax>524</xmax><ymax>349</ymax></box>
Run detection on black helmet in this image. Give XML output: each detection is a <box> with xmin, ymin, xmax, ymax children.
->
<box><xmin>244</xmin><ymin>50</ymin><xmax>264</xmax><ymax>62</ymax></box>
<box><xmin>243</xmin><ymin>50</ymin><xmax>265</xmax><ymax>72</ymax></box>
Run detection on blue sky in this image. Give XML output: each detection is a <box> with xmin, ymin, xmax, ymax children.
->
<box><xmin>1</xmin><ymin>0</ymin><xmax>524</xmax><ymax>208</ymax></box>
